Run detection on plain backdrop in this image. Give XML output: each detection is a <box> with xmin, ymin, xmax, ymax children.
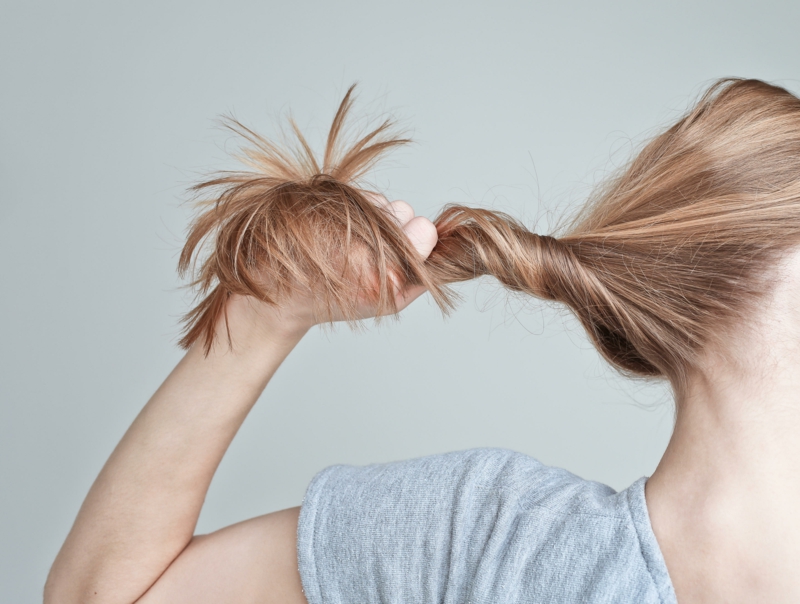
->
<box><xmin>2</xmin><ymin>0</ymin><xmax>799</xmax><ymax>600</ymax></box>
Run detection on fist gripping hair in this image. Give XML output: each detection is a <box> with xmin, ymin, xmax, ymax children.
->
<box><xmin>178</xmin><ymin>86</ymin><xmax>453</xmax><ymax>348</ymax></box>
<box><xmin>180</xmin><ymin>80</ymin><xmax>800</xmax><ymax>398</ymax></box>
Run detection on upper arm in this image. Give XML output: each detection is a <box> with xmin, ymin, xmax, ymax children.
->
<box><xmin>135</xmin><ymin>507</ymin><xmax>308</xmax><ymax>604</ymax></box>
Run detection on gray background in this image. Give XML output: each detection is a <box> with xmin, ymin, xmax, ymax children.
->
<box><xmin>2</xmin><ymin>1</ymin><xmax>798</xmax><ymax>600</ymax></box>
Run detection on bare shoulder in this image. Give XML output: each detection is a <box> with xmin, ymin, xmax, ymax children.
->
<box><xmin>136</xmin><ymin>507</ymin><xmax>308</xmax><ymax>604</ymax></box>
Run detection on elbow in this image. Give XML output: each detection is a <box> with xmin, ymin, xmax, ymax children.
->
<box><xmin>43</xmin><ymin>562</ymin><xmax>95</xmax><ymax>604</ymax></box>
<box><xmin>43</xmin><ymin>563</ymin><xmax>76</xmax><ymax>604</ymax></box>
<box><xmin>43</xmin><ymin>567</ymin><xmax>65</xmax><ymax>604</ymax></box>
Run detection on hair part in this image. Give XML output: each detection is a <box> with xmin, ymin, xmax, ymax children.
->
<box><xmin>180</xmin><ymin>79</ymin><xmax>800</xmax><ymax>401</ymax></box>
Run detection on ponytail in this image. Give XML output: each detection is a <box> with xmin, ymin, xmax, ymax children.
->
<box><xmin>180</xmin><ymin>79</ymin><xmax>800</xmax><ymax>397</ymax></box>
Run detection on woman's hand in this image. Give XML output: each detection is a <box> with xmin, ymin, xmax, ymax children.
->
<box><xmin>229</xmin><ymin>194</ymin><xmax>440</xmax><ymax>339</ymax></box>
<box><xmin>362</xmin><ymin>194</ymin><xmax>440</xmax><ymax>315</ymax></box>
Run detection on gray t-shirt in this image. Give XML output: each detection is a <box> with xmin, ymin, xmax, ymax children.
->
<box><xmin>297</xmin><ymin>448</ymin><xmax>677</xmax><ymax>603</ymax></box>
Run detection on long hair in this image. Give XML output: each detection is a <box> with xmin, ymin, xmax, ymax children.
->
<box><xmin>179</xmin><ymin>79</ymin><xmax>800</xmax><ymax>400</ymax></box>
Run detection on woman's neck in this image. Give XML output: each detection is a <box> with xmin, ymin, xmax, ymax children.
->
<box><xmin>647</xmin><ymin>338</ymin><xmax>800</xmax><ymax>602</ymax></box>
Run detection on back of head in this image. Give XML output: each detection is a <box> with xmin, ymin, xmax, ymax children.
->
<box><xmin>180</xmin><ymin>79</ymin><xmax>800</xmax><ymax>400</ymax></box>
<box><xmin>547</xmin><ymin>79</ymin><xmax>800</xmax><ymax>393</ymax></box>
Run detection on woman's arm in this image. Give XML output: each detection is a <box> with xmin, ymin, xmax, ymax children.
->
<box><xmin>44</xmin><ymin>295</ymin><xmax>311</xmax><ymax>604</ymax></box>
<box><xmin>44</xmin><ymin>201</ymin><xmax>437</xmax><ymax>604</ymax></box>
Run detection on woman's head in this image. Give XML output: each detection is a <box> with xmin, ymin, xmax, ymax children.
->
<box><xmin>511</xmin><ymin>78</ymin><xmax>800</xmax><ymax>394</ymax></box>
<box><xmin>180</xmin><ymin>79</ymin><xmax>800</xmax><ymax>400</ymax></box>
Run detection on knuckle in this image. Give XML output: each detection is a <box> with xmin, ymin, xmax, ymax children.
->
<box><xmin>388</xmin><ymin>200</ymin><xmax>415</xmax><ymax>224</ymax></box>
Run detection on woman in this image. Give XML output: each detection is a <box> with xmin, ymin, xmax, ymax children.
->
<box><xmin>45</xmin><ymin>79</ymin><xmax>800</xmax><ymax>603</ymax></box>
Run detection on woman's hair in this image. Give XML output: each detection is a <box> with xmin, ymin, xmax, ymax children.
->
<box><xmin>180</xmin><ymin>80</ymin><xmax>800</xmax><ymax>398</ymax></box>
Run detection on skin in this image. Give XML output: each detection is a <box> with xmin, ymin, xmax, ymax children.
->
<box><xmin>45</xmin><ymin>195</ymin><xmax>800</xmax><ymax>603</ymax></box>
<box><xmin>646</xmin><ymin>249</ymin><xmax>800</xmax><ymax>603</ymax></box>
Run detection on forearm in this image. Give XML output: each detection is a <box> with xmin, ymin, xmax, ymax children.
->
<box><xmin>45</xmin><ymin>296</ymin><xmax>310</xmax><ymax>604</ymax></box>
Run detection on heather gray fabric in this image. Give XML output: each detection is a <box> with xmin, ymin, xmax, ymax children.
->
<box><xmin>297</xmin><ymin>448</ymin><xmax>677</xmax><ymax>603</ymax></box>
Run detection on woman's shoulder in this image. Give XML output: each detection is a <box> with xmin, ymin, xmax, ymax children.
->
<box><xmin>308</xmin><ymin>446</ymin><xmax>624</xmax><ymax>517</ymax></box>
<box><xmin>298</xmin><ymin>448</ymin><xmax>675</xmax><ymax>604</ymax></box>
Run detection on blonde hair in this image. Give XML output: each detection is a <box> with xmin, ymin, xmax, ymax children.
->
<box><xmin>179</xmin><ymin>80</ymin><xmax>800</xmax><ymax>398</ymax></box>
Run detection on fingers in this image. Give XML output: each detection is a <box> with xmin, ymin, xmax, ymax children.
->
<box><xmin>363</xmin><ymin>191</ymin><xmax>416</xmax><ymax>226</ymax></box>
<box><xmin>387</xmin><ymin>222</ymin><xmax>432</xmax><ymax>307</ymax></box>
<box><xmin>402</xmin><ymin>216</ymin><xmax>438</xmax><ymax>259</ymax></box>
<box><xmin>364</xmin><ymin>189</ymin><xmax>437</xmax><ymax>266</ymax></box>
<box><xmin>387</xmin><ymin>200</ymin><xmax>415</xmax><ymax>226</ymax></box>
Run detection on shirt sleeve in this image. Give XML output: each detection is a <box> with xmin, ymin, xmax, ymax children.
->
<box><xmin>295</xmin><ymin>447</ymin><xmax>674</xmax><ymax>604</ymax></box>
<box><xmin>296</xmin><ymin>448</ymin><xmax>553</xmax><ymax>604</ymax></box>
